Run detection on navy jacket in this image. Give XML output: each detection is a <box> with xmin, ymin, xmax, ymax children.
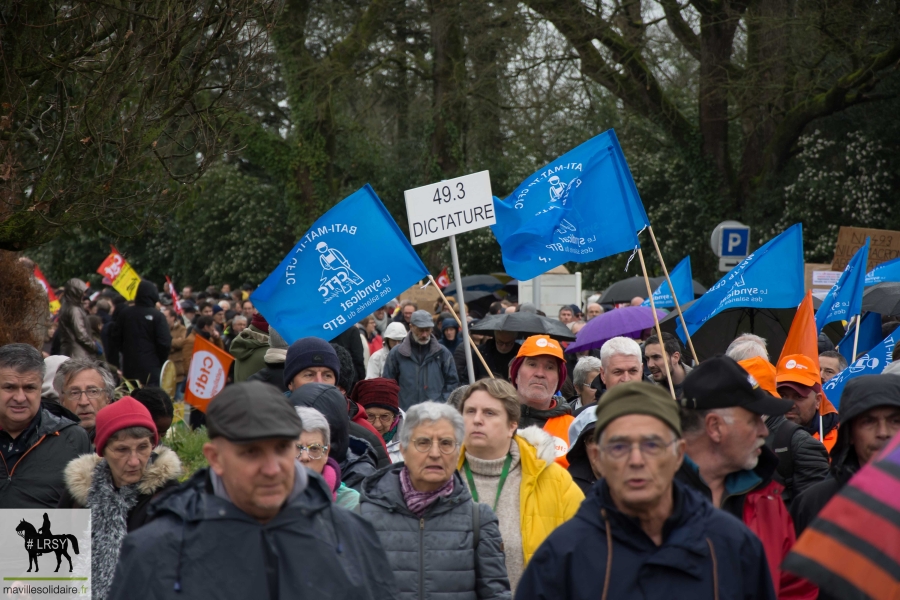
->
<box><xmin>515</xmin><ymin>478</ymin><xmax>776</xmax><ymax>600</ymax></box>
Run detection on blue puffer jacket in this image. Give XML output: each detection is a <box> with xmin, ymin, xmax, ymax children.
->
<box><xmin>359</xmin><ymin>463</ymin><xmax>511</xmax><ymax>600</ymax></box>
<box><xmin>515</xmin><ymin>478</ymin><xmax>776</xmax><ymax>600</ymax></box>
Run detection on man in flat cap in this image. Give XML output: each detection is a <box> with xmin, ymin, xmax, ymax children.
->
<box><xmin>677</xmin><ymin>356</ymin><xmax>817</xmax><ymax>600</ymax></box>
<box><xmin>107</xmin><ymin>381</ymin><xmax>397</xmax><ymax>600</ymax></box>
<box><xmin>516</xmin><ymin>380</ymin><xmax>775</xmax><ymax>600</ymax></box>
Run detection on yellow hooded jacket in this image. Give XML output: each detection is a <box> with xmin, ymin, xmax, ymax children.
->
<box><xmin>459</xmin><ymin>426</ymin><xmax>585</xmax><ymax>564</ymax></box>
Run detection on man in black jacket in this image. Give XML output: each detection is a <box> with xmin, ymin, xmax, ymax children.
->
<box><xmin>107</xmin><ymin>382</ymin><xmax>397</xmax><ymax>600</ymax></box>
<box><xmin>107</xmin><ymin>280</ymin><xmax>171</xmax><ymax>386</ymax></box>
<box><xmin>791</xmin><ymin>374</ymin><xmax>900</xmax><ymax>534</ymax></box>
<box><xmin>456</xmin><ymin>330</ymin><xmax>519</xmax><ymax>383</ymax></box>
<box><xmin>0</xmin><ymin>344</ymin><xmax>90</xmax><ymax>508</ymax></box>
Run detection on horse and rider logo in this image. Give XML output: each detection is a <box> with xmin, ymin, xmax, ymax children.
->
<box><xmin>14</xmin><ymin>513</ymin><xmax>80</xmax><ymax>572</ymax></box>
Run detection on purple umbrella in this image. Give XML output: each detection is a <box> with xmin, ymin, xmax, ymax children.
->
<box><xmin>566</xmin><ymin>306</ymin><xmax>667</xmax><ymax>353</ymax></box>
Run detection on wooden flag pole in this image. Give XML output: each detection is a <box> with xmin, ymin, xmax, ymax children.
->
<box><xmin>428</xmin><ymin>275</ymin><xmax>495</xmax><ymax>379</ymax></box>
<box><xmin>852</xmin><ymin>314</ymin><xmax>861</xmax><ymax>362</ymax></box>
<box><xmin>637</xmin><ymin>247</ymin><xmax>677</xmax><ymax>400</ymax></box>
<box><xmin>648</xmin><ymin>226</ymin><xmax>699</xmax><ymax>365</ymax></box>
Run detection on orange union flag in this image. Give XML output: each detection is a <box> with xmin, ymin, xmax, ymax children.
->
<box><xmin>184</xmin><ymin>335</ymin><xmax>233</xmax><ymax>413</ymax></box>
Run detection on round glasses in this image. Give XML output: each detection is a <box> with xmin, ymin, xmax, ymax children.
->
<box><xmin>411</xmin><ymin>437</ymin><xmax>458</xmax><ymax>455</ymax></box>
<box><xmin>296</xmin><ymin>443</ymin><xmax>328</xmax><ymax>460</ymax></box>
<box><xmin>367</xmin><ymin>413</ymin><xmax>394</xmax><ymax>425</ymax></box>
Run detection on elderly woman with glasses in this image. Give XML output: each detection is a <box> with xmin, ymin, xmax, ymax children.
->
<box><xmin>294</xmin><ymin>406</ymin><xmax>360</xmax><ymax>510</ymax></box>
<box><xmin>352</xmin><ymin>378</ymin><xmax>404</xmax><ymax>463</ymax></box>
<box><xmin>58</xmin><ymin>397</ymin><xmax>182</xmax><ymax>600</ymax></box>
<box><xmin>359</xmin><ymin>401</ymin><xmax>511</xmax><ymax>600</ymax></box>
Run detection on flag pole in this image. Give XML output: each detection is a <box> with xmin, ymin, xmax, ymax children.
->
<box><xmin>637</xmin><ymin>246</ymin><xmax>676</xmax><ymax>400</ymax></box>
<box><xmin>428</xmin><ymin>274</ymin><xmax>495</xmax><ymax>380</ymax></box>
<box><xmin>648</xmin><ymin>226</ymin><xmax>699</xmax><ymax>365</ymax></box>
<box><xmin>852</xmin><ymin>314</ymin><xmax>861</xmax><ymax>361</ymax></box>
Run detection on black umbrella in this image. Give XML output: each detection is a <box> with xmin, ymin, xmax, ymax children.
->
<box><xmin>598</xmin><ymin>276</ymin><xmax>707</xmax><ymax>304</ymax></box>
<box><xmin>659</xmin><ymin>300</ymin><xmax>844</xmax><ymax>361</ymax></box>
<box><xmin>862</xmin><ymin>282</ymin><xmax>900</xmax><ymax>317</ymax></box>
<box><xmin>469</xmin><ymin>312</ymin><xmax>576</xmax><ymax>341</ymax></box>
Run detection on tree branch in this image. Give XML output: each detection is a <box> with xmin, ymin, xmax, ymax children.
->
<box><xmin>658</xmin><ymin>0</ymin><xmax>701</xmax><ymax>62</ymax></box>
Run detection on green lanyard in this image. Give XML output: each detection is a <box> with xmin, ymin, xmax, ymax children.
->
<box><xmin>463</xmin><ymin>453</ymin><xmax>513</xmax><ymax>512</ymax></box>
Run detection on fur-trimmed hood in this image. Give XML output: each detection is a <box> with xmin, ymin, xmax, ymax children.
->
<box><xmin>516</xmin><ymin>425</ymin><xmax>558</xmax><ymax>466</ymax></box>
<box><xmin>64</xmin><ymin>446</ymin><xmax>182</xmax><ymax>506</ymax></box>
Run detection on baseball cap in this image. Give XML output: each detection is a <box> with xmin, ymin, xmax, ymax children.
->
<box><xmin>681</xmin><ymin>355</ymin><xmax>793</xmax><ymax>415</ymax></box>
<box><xmin>410</xmin><ymin>310</ymin><xmax>434</xmax><ymax>328</ymax></box>
<box><xmin>207</xmin><ymin>381</ymin><xmax>303</xmax><ymax>443</ymax></box>
<box><xmin>776</xmin><ymin>354</ymin><xmax>822</xmax><ymax>393</ymax></box>
<box><xmin>738</xmin><ymin>356</ymin><xmax>781</xmax><ymax>398</ymax></box>
<box><xmin>515</xmin><ymin>335</ymin><xmax>564</xmax><ymax>361</ymax></box>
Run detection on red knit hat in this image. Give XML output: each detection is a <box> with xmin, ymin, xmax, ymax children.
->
<box><xmin>351</xmin><ymin>378</ymin><xmax>400</xmax><ymax>414</ymax></box>
<box><xmin>94</xmin><ymin>396</ymin><xmax>159</xmax><ymax>456</ymax></box>
<box><xmin>251</xmin><ymin>312</ymin><xmax>269</xmax><ymax>333</ymax></box>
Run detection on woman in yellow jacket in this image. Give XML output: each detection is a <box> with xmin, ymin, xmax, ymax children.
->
<box><xmin>457</xmin><ymin>378</ymin><xmax>584</xmax><ymax>592</ymax></box>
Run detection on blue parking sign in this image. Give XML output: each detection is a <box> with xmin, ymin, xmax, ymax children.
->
<box><xmin>721</xmin><ymin>228</ymin><xmax>749</xmax><ymax>257</ymax></box>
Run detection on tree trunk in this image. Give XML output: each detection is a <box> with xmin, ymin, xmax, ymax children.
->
<box><xmin>428</xmin><ymin>0</ymin><xmax>467</xmax><ymax>178</ymax></box>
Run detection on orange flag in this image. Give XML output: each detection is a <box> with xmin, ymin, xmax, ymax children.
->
<box><xmin>184</xmin><ymin>335</ymin><xmax>234</xmax><ymax>413</ymax></box>
<box><xmin>778</xmin><ymin>290</ymin><xmax>820</xmax><ymax>370</ymax></box>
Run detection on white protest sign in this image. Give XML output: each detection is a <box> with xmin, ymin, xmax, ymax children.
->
<box><xmin>404</xmin><ymin>170</ymin><xmax>495</xmax><ymax>245</ymax></box>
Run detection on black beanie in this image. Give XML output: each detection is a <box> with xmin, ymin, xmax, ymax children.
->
<box><xmin>283</xmin><ymin>337</ymin><xmax>341</xmax><ymax>388</ymax></box>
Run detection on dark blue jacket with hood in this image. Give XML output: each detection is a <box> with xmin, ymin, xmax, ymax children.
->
<box><xmin>108</xmin><ymin>280</ymin><xmax>171</xmax><ymax>385</ymax></box>
<box><xmin>514</xmin><ymin>478</ymin><xmax>776</xmax><ymax>600</ymax></box>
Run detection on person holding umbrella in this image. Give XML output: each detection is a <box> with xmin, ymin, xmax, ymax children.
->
<box><xmin>457</xmin><ymin>330</ymin><xmax>519</xmax><ymax>383</ymax></box>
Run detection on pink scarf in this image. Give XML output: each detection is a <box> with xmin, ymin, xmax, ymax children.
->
<box><xmin>322</xmin><ymin>457</ymin><xmax>342</xmax><ymax>501</ymax></box>
<box><xmin>400</xmin><ymin>466</ymin><xmax>454</xmax><ymax>517</ymax></box>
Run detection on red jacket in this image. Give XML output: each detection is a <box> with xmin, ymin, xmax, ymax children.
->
<box><xmin>742</xmin><ymin>480</ymin><xmax>818</xmax><ymax>600</ymax></box>
<box><xmin>349</xmin><ymin>401</ymin><xmax>388</xmax><ymax>454</ymax></box>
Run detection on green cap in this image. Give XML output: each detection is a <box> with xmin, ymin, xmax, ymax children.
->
<box><xmin>592</xmin><ymin>381</ymin><xmax>681</xmax><ymax>443</ymax></box>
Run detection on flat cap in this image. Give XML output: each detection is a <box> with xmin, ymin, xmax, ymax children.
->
<box><xmin>410</xmin><ymin>310</ymin><xmax>434</xmax><ymax>328</ymax></box>
<box><xmin>593</xmin><ymin>381</ymin><xmax>682</xmax><ymax>443</ymax></box>
<box><xmin>207</xmin><ymin>381</ymin><xmax>303</xmax><ymax>443</ymax></box>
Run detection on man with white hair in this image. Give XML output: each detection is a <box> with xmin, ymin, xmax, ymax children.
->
<box><xmin>585</xmin><ymin>302</ymin><xmax>603</xmax><ymax>321</ymax></box>
<box><xmin>725</xmin><ymin>333</ymin><xmax>769</xmax><ymax>362</ymax></box>
<box><xmin>564</xmin><ymin>337</ymin><xmax>644</xmax><ymax>493</ymax></box>
<box><xmin>677</xmin><ymin>356</ymin><xmax>818</xmax><ymax>600</ymax></box>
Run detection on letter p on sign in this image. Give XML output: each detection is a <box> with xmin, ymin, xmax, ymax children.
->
<box><xmin>728</xmin><ymin>233</ymin><xmax>742</xmax><ymax>253</ymax></box>
<box><xmin>720</xmin><ymin>227</ymin><xmax>749</xmax><ymax>257</ymax></box>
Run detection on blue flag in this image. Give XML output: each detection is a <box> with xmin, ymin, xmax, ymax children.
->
<box><xmin>837</xmin><ymin>312</ymin><xmax>883</xmax><ymax>363</ymax></box>
<box><xmin>491</xmin><ymin>129</ymin><xmax>650</xmax><ymax>281</ymax></box>
<box><xmin>251</xmin><ymin>185</ymin><xmax>428</xmax><ymax>344</ymax></box>
<box><xmin>815</xmin><ymin>238</ymin><xmax>869</xmax><ymax>332</ymax></box>
<box><xmin>676</xmin><ymin>224</ymin><xmax>804</xmax><ymax>341</ymax></box>
<box><xmin>824</xmin><ymin>328</ymin><xmax>897</xmax><ymax>409</ymax></box>
<box><xmin>642</xmin><ymin>256</ymin><xmax>694</xmax><ymax>308</ymax></box>
<box><xmin>865</xmin><ymin>256</ymin><xmax>900</xmax><ymax>286</ymax></box>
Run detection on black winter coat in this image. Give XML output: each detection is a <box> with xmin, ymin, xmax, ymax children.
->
<box><xmin>107</xmin><ymin>467</ymin><xmax>398</xmax><ymax>600</ymax></box>
<box><xmin>108</xmin><ymin>280</ymin><xmax>171</xmax><ymax>385</ymax></box>
<box><xmin>0</xmin><ymin>408</ymin><xmax>91</xmax><ymax>508</ymax></box>
<box><xmin>765</xmin><ymin>414</ymin><xmax>829</xmax><ymax>506</ymax></box>
<box><xmin>515</xmin><ymin>479</ymin><xmax>776</xmax><ymax>600</ymax></box>
<box><xmin>331</xmin><ymin>326</ymin><xmax>366</xmax><ymax>383</ymax></box>
<box><xmin>455</xmin><ymin>339</ymin><xmax>520</xmax><ymax>383</ymax></box>
<box><xmin>247</xmin><ymin>362</ymin><xmax>287</xmax><ymax>392</ymax></box>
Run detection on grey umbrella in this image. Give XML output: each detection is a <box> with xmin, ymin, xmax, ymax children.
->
<box><xmin>862</xmin><ymin>282</ymin><xmax>900</xmax><ymax>317</ymax></box>
<box><xmin>598</xmin><ymin>276</ymin><xmax>707</xmax><ymax>304</ymax></box>
<box><xmin>469</xmin><ymin>312</ymin><xmax>576</xmax><ymax>341</ymax></box>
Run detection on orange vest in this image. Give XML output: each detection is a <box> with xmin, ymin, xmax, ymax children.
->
<box><xmin>542</xmin><ymin>414</ymin><xmax>575</xmax><ymax>468</ymax></box>
<box><xmin>815</xmin><ymin>397</ymin><xmax>840</xmax><ymax>454</ymax></box>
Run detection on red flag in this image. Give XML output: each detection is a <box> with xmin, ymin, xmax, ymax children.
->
<box><xmin>184</xmin><ymin>335</ymin><xmax>233</xmax><ymax>413</ymax></box>
<box><xmin>778</xmin><ymin>290</ymin><xmax>820</xmax><ymax>369</ymax></box>
<box><xmin>166</xmin><ymin>275</ymin><xmax>183</xmax><ymax>315</ymax></box>
<box><xmin>436</xmin><ymin>267</ymin><xmax>450</xmax><ymax>289</ymax></box>
<box><xmin>32</xmin><ymin>265</ymin><xmax>60</xmax><ymax>314</ymax></box>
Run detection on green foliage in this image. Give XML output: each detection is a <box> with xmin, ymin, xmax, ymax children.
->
<box><xmin>167</xmin><ymin>425</ymin><xmax>210</xmax><ymax>481</ymax></box>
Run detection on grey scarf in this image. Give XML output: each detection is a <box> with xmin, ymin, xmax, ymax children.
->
<box><xmin>87</xmin><ymin>460</ymin><xmax>139</xmax><ymax>600</ymax></box>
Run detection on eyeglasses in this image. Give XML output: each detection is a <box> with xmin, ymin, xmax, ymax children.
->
<box><xmin>65</xmin><ymin>387</ymin><xmax>106</xmax><ymax>400</ymax></box>
<box><xmin>367</xmin><ymin>413</ymin><xmax>394</xmax><ymax>425</ymax></box>
<box><xmin>295</xmin><ymin>443</ymin><xmax>328</xmax><ymax>460</ymax></box>
<box><xmin>411</xmin><ymin>437</ymin><xmax>458</xmax><ymax>455</ymax></box>
<box><xmin>600</xmin><ymin>439</ymin><xmax>676</xmax><ymax>460</ymax></box>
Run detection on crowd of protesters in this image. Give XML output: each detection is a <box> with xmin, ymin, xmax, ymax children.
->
<box><xmin>3</xmin><ymin>271</ymin><xmax>900</xmax><ymax>599</ymax></box>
